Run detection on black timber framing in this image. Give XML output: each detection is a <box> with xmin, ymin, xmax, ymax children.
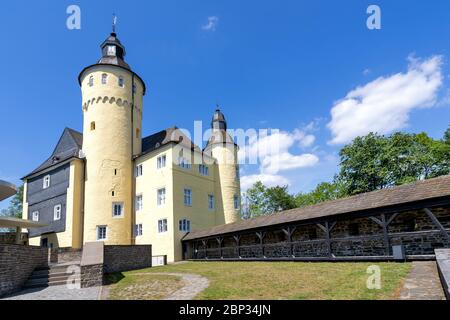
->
<box><xmin>183</xmin><ymin>197</ymin><xmax>450</xmax><ymax>262</ymax></box>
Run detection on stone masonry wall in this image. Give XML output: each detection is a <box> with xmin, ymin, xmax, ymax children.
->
<box><xmin>103</xmin><ymin>245</ymin><xmax>152</xmax><ymax>273</ymax></box>
<box><xmin>0</xmin><ymin>244</ymin><xmax>48</xmax><ymax>297</ymax></box>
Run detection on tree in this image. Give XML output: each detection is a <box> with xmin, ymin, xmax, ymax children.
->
<box><xmin>243</xmin><ymin>182</ymin><xmax>268</xmax><ymax>218</ymax></box>
<box><xmin>296</xmin><ymin>180</ymin><xmax>345</xmax><ymax>207</ymax></box>
<box><xmin>0</xmin><ymin>185</ymin><xmax>23</xmax><ymax>219</ymax></box>
<box><xmin>243</xmin><ymin>182</ymin><xmax>296</xmax><ymax>217</ymax></box>
<box><xmin>264</xmin><ymin>185</ymin><xmax>297</xmax><ymax>213</ymax></box>
<box><xmin>444</xmin><ymin>125</ymin><xmax>450</xmax><ymax>145</ymax></box>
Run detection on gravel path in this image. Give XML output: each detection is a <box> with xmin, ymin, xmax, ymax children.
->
<box><xmin>399</xmin><ymin>261</ymin><xmax>445</xmax><ymax>300</ymax></box>
<box><xmin>112</xmin><ymin>272</ymin><xmax>210</xmax><ymax>300</ymax></box>
<box><xmin>1</xmin><ymin>285</ymin><xmax>101</xmax><ymax>300</ymax></box>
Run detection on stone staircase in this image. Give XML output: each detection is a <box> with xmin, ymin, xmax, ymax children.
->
<box><xmin>23</xmin><ymin>263</ymin><xmax>81</xmax><ymax>289</ymax></box>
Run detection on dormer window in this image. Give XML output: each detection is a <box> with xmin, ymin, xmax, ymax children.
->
<box><xmin>107</xmin><ymin>45</ymin><xmax>116</xmax><ymax>56</ymax></box>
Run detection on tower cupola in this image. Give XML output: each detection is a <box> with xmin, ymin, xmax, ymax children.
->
<box><xmin>98</xmin><ymin>32</ymin><xmax>130</xmax><ymax>70</ymax></box>
<box><xmin>211</xmin><ymin>108</ymin><xmax>227</xmax><ymax>130</ymax></box>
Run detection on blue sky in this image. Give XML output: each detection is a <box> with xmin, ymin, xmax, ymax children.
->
<box><xmin>1</xmin><ymin>1</ymin><xmax>450</xmax><ymax>210</ymax></box>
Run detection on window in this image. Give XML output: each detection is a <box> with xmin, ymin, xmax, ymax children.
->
<box><xmin>136</xmin><ymin>194</ymin><xmax>143</xmax><ymax>211</ymax></box>
<box><xmin>107</xmin><ymin>45</ymin><xmax>116</xmax><ymax>56</ymax></box>
<box><xmin>135</xmin><ymin>224</ymin><xmax>143</xmax><ymax>237</ymax></box>
<box><xmin>234</xmin><ymin>195</ymin><xmax>240</xmax><ymax>210</ymax></box>
<box><xmin>235</xmin><ymin>166</ymin><xmax>240</xmax><ymax>181</ymax></box>
<box><xmin>184</xmin><ymin>188</ymin><xmax>192</xmax><ymax>206</ymax></box>
<box><xmin>88</xmin><ymin>75</ymin><xmax>94</xmax><ymax>87</ymax></box>
<box><xmin>43</xmin><ymin>175</ymin><xmax>51</xmax><ymax>189</ymax></box>
<box><xmin>135</xmin><ymin>164</ymin><xmax>143</xmax><ymax>177</ymax></box>
<box><xmin>157</xmin><ymin>155</ymin><xmax>166</xmax><ymax>169</ymax></box>
<box><xmin>158</xmin><ymin>219</ymin><xmax>168</xmax><ymax>233</ymax></box>
<box><xmin>136</xmin><ymin>128</ymin><xmax>140</xmax><ymax>139</ymax></box>
<box><xmin>32</xmin><ymin>211</ymin><xmax>39</xmax><ymax>222</ymax></box>
<box><xmin>118</xmin><ymin>76</ymin><xmax>125</xmax><ymax>88</ymax></box>
<box><xmin>132</xmin><ymin>83</ymin><xmax>137</xmax><ymax>94</ymax></box>
<box><xmin>112</xmin><ymin>202</ymin><xmax>124</xmax><ymax>218</ymax></box>
<box><xmin>90</xmin><ymin>121</ymin><xmax>96</xmax><ymax>131</ymax></box>
<box><xmin>157</xmin><ymin>188</ymin><xmax>166</xmax><ymax>206</ymax></box>
<box><xmin>97</xmin><ymin>226</ymin><xmax>107</xmax><ymax>240</ymax></box>
<box><xmin>199</xmin><ymin>164</ymin><xmax>209</xmax><ymax>176</ymax></box>
<box><xmin>208</xmin><ymin>194</ymin><xmax>215</xmax><ymax>210</ymax></box>
<box><xmin>101</xmin><ymin>73</ymin><xmax>108</xmax><ymax>85</ymax></box>
<box><xmin>53</xmin><ymin>204</ymin><xmax>62</xmax><ymax>221</ymax></box>
<box><xmin>179</xmin><ymin>219</ymin><xmax>191</xmax><ymax>232</ymax></box>
<box><xmin>348</xmin><ymin>223</ymin><xmax>360</xmax><ymax>236</ymax></box>
<box><xmin>178</xmin><ymin>157</ymin><xmax>191</xmax><ymax>170</ymax></box>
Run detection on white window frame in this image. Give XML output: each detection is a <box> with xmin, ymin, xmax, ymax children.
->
<box><xmin>158</xmin><ymin>219</ymin><xmax>168</xmax><ymax>233</ymax></box>
<box><xmin>112</xmin><ymin>202</ymin><xmax>124</xmax><ymax>218</ymax></box>
<box><xmin>135</xmin><ymin>164</ymin><xmax>143</xmax><ymax>177</ymax></box>
<box><xmin>101</xmin><ymin>73</ymin><xmax>108</xmax><ymax>85</ymax></box>
<box><xmin>234</xmin><ymin>195</ymin><xmax>240</xmax><ymax>210</ymax></box>
<box><xmin>32</xmin><ymin>211</ymin><xmax>39</xmax><ymax>222</ymax></box>
<box><xmin>135</xmin><ymin>194</ymin><xmax>143</xmax><ymax>212</ymax></box>
<box><xmin>107</xmin><ymin>45</ymin><xmax>116</xmax><ymax>56</ymax></box>
<box><xmin>157</xmin><ymin>155</ymin><xmax>166</xmax><ymax>169</ymax></box>
<box><xmin>157</xmin><ymin>188</ymin><xmax>166</xmax><ymax>206</ymax></box>
<box><xmin>184</xmin><ymin>188</ymin><xmax>192</xmax><ymax>207</ymax></box>
<box><xmin>97</xmin><ymin>226</ymin><xmax>107</xmax><ymax>241</ymax></box>
<box><xmin>43</xmin><ymin>175</ymin><xmax>51</xmax><ymax>189</ymax></box>
<box><xmin>208</xmin><ymin>194</ymin><xmax>215</xmax><ymax>211</ymax></box>
<box><xmin>53</xmin><ymin>204</ymin><xmax>62</xmax><ymax>221</ymax></box>
<box><xmin>118</xmin><ymin>76</ymin><xmax>125</xmax><ymax>88</ymax></box>
<box><xmin>199</xmin><ymin>164</ymin><xmax>209</xmax><ymax>176</ymax></box>
<box><xmin>135</xmin><ymin>223</ymin><xmax>143</xmax><ymax>237</ymax></box>
<box><xmin>179</xmin><ymin>218</ymin><xmax>191</xmax><ymax>232</ymax></box>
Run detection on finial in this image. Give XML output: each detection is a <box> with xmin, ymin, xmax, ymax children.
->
<box><xmin>112</xmin><ymin>13</ymin><xmax>117</xmax><ymax>34</ymax></box>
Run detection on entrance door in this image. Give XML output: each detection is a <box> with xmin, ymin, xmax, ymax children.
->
<box><xmin>40</xmin><ymin>238</ymin><xmax>48</xmax><ymax>248</ymax></box>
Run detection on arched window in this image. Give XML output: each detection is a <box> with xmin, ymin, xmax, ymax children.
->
<box><xmin>101</xmin><ymin>73</ymin><xmax>108</xmax><ymax>85</ymax></box>
<box><xmin>118</xmin><ymin>76</ymin><xmax>125</xmax><ymax>88</ymax></box>
<box><xmin>88</xmin><ymin>75</ymin><xmax>94</xmax><ymax>87</ymax></box>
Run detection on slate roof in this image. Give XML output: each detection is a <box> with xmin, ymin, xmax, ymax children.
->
<box><xmin>183</xmin><ymin>175</ymin><xmax>450</xmax><ymax>240</ymax></box>
<box><xmin>22</xmin><ymin>128</ymin><xmax>83</xmax><ymax>179</ymax></box>
<box><xmin>138</xmin><ymin>126</ymin><xmax>202</xmax><ymax>158</ymax></box>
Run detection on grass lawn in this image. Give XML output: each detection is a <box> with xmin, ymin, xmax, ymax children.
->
<box><xmin>106</xmin><ymin>261</ymin><xmax>412</xmax><ymax>300</ymax></box>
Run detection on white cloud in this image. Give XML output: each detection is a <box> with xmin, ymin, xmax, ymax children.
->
<box><xmin>327</xmin><ymin>55</ymin><xmax>443</xmax><ymax>145</ymax></box>
<box><xmin>202</xmin><ymin>16</ymin><xmax>219</xmax><ymax>31</ymax></box>
<box><xmin>241</xmin><ymin>174</ymin><xmax>290</xmax><ymax>191</ymax></box>
<box><xmin>239</xmin><ymin>127</ymin><xmax>319</xmax><ymax>190</ymax></box>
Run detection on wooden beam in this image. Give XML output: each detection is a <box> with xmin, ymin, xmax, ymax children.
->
<box><xmin>424</xmin><ymin>208</ymin><xmax>450</xmax><ymax>244</ymax></box>
<box><xmin>282</xmin><ymin>226</ymin><xmax>296</xmax><ymax>257</ymax></box>
<box><xmin>387</xmin><ymin>212</ymin><xmax>399</xmax><ymax>225</ymax></box>
<box><xmin>202</xmin><ymin>239</ymin><xmax>208</xmax><ymax>259</ymax></box>
<box><xmin>233</xmin><ymin>235</ymin><xmax>241</xmax><ymax>258</ymax></box>
<box><xmin>217</xmin><ymin>237</ymin><xmax>224</xmax><ymax>259</ymax></box>
<box><xmin>256</xmin><ymin>231</ymin><xmax>266</xmax><ymax>258</ymax></box>
<box><xmin>317</xmin><ymin>221</ymin><xmax>335</xmax><ymax>257</ymax></box>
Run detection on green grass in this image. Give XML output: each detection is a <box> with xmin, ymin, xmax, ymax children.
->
<box><xmin>113</xmin><ymin>261</ymin><xmax>412</xmax><ymax>300</ymax></box>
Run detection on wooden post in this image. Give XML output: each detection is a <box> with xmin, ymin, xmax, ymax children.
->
<box><xmin>424</xmin><ymin>208</ymin><xmax>450</xmax><ymax>244</ymax></box>
<box><xmin>217</xmin><ymin>237</ymin><xmax>224</xmax><ymax>259</ymax></box>
<box><xmin>256</xmin><ymin>232</ymin><xmax>266</xmax><ymax>258</ymax></box>
<box><xmin>370</xmin><ymin>212</ymin><xmax>399</xmax><ymax>256</ymax></box>
<box><xmin>282</xmin><ymin>226</ymin><xmax>296</xmax><ymax>257</ymax></box>
<box><xmin>202</xmin><ymin>239</ymin><xmax>208</xmax><ymax>259</ymax></box>
<box><xmin>317</xmin><ymin>221</ymin><xmax>336</xmax><ymax>257</ymax></box>
<box><xmin>233</xmin><ymin>235</ymin><xmax>241</xmax><ymax>259</ymax></box>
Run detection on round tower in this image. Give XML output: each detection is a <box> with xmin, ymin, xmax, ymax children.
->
<box><xmin>79</xmin><ymin>30</ymin><xmax>146</xmax><ymax>244</ymax></box>
<box><xmin>205</xmin><ymin>109</ymin><xmax>241</xmax><ymax>224</ymax></box>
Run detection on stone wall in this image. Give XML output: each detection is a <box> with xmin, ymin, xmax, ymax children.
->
<box><xmin>103</xmin><ymin>245</ymin><xmax>152</xmax><ymax>273</ymax></box>
<box><xmin>0</xmin><ymin>244</ymin><xmax>48</xmax><ymax>297</ymax></box>
<box><xmin>51</xmin><ymin>247</ymin><xmax>82</xmax><ymax>264</ymax></box>
<box><xmin>0</xmin><ymin>233</ymin><xmax>28</xmax><ymax>245</ymax></box>
<box><xmin>80</xmin><ymin>264</ymin><xmax>103</xmax><ymax>288</ymax></box>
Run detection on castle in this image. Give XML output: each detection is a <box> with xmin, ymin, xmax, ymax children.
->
<box><xmin>21</xmin><ymin>30</ymin><xmax>241</xmax><ymax>262</ymax></box>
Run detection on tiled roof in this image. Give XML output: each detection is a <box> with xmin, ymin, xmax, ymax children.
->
<box><xmin>183</xmin><ymin>175</ymin><xmax>450</xmax><ymax>240</ymax></box>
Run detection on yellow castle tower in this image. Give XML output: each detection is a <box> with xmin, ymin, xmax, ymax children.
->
<box><xmin>78</xmin><ymin>29</ymin><xmax>146</xmax><ymax>244</ymax></box>
<box><xmin>205</xmin><ymin>109</ymin><xmax>241</xmax><ymax>224</ymax></box>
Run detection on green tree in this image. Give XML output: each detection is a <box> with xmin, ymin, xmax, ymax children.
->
<box><xmin>296</xmin><ymin>180</ymin><xmax>346</xmax><ymax>207</ymax></box>
<box><xmin>444</xmin><ymin>125</ymin><xmax>450</xmax><ymax>145</ymax></box>
<box><xmin>243</xmin><ymin>182</ymin><xmax>296</xmax><ymax>217</ymax></box>
<box><xmin>264</xmin><ymin>185</ymin><xmax>297</xmax><ymax>213</ymax></box>
<box><xmin>243</xmin><ymin>181</ymin><xmax>268</xmax><ymax>218</ymax></box>
<box><xmin>0</xmin><ymin>185</ymin><xmax>23</xmax><ymax>219</ymax></box>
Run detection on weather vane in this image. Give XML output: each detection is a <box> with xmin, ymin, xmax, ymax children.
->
<box><xmin>112</xmin><ymin>13</ymin><xmax>117</xmax><ymax>33</ymax></box>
